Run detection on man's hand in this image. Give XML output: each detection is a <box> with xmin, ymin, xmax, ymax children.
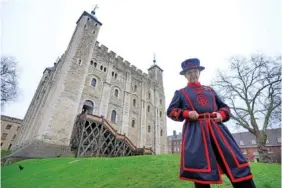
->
<box><xmin>212</xmin><ymin>112</ymin><xmax>222</xmax><ymax>122</ymax></box>
<box><xmin>188</xmin><ymin>111</ymin><xmax>199</xmax><ymax>120</ymax></box>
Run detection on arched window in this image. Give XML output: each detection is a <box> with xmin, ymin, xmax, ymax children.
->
<box><xmin>82</xmin><ymin>100</ymin><xmax>94</xmax><ymax>114</ymax></box>
<box><xmin>133</xmin><ymin>99</ymin><xmax>136</xmax><ymax>107</ymax></box>
<box><xmin>115</xmin><ymin>73</ymin><xmax>117</xmax><ymax>79</ymax></box>
<box><xmin>104</xmin><ymin>67</ymin><xmax>107</xmax><ymax>72</ymax></box>
<box><xmin>100</xmin><ymin>66</ymin><xmax>103</xmax><ymax>70</ymax></box>
<box><xmin>147</xmin><ymin>106</ymin><xmax>150</xmax><ymax>112</ymax></box>
<box><xmin>160</xmin><ymin>111</ymin><xmax>162</xmax><ymax>117</ymax></box>
<box><xmin>112</xmin><ymin>72</ymin><xmax>114</xmax><ymax>76</ymax></box>
<box><xmin>160</xmin><ymin>129</ymin><xmax>163</xmax><ymax>136</ymax></box>
<box><xmin>114</xmin><ymin>89</ymin><xmax>119</xmax><ymax>97</ymax></box>
<box><xmin>91</xmin><ymin>78</ymin><xmax>97</xmax><ymax>87</ymax></box>
<box><xmin>111</xmin><ymin>110</ymin><xmax>117</xmax><ymax>122</ymax></box>
<box><xmin>134</xmin><ymin>85</ymin><xmax>137</xmax><ymax>92</ymax></box>
<box><xmin>90</xmin><ymin>60</ymin><xmax>93</xmax><ymax>65</ymax></box>
<box><xmin>148</xmin><ymin>125</ymin><xmax>151</xmax><ymax>132</ymax></box>
<box><xmin>94</xmin><ymin>62</ymin><xmax>97</xmax><ymax>67</ymax></box>
<box><xmin>160</xmin><ymin>99</ymin><xmax>162</xmax><ymax>104</ymax></box>
<box><xmin>148</xmin><ymin>92</ymin><xmax>151</xmax><ymax>99</ymax></box>
<box><xmin>131</xmin><ymin>120</ymin><xmax>135</xmax><ymax>128</ymax></box>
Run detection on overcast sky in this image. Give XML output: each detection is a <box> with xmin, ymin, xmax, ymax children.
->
<box><xmin>1</xmin><ymin>0</ymin><xmax>281</xmax><ymax>136</ymax></box>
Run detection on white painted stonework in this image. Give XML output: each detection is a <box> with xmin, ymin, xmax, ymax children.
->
<box><xmin>12</xmin><ymin>10</ymin><xmax>167</xmax><ymax>154</ymax></box>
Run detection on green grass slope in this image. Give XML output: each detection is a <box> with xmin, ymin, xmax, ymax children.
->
<box><xmin>1</xmin><ymin>154</ymin><xmax>281</xmax><ymax>188</ymax></box>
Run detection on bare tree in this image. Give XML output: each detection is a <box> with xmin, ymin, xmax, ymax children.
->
<box><xmin>1</xmin><ymin>56</ymin><xmax>19</xmax><ymax>108</ymax></box>
<box><xmin>212</xmin><ymin>54</ymin><xmax>281</xmax><ymax>163</ymax></box>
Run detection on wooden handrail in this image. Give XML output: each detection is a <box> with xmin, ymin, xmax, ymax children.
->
<box><xmin>83</xmin><ymin>114</ymin><xmax>153</xmax><ymax>154</ymax></box>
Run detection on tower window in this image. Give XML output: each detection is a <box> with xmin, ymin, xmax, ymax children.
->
<box><xmin>78</xmin><ymin>59</ymin><xmax>82</xmax><ymax>65</ymax></box>
<box><xmin>148</xmin><ymin>92</ymin><xmax>151</xmax><ymax>99</ymax></box>
<box><xmin>91</xmin><ymin>78</ymin><xmax>97</xmax><ymax>87</ymax></box>
<box><xmin>148</xmin><ymin>125</ymin><xmax>151</xmax><ymax>133</ymax></box>
<box><xmin>94</xmin><ymin>62</ymin><xmax>97</xmax><ymax>67</ymax></box>
<box><xmin>147</xmin><ymin>106</ymin><xmax>150</xmax><ymax>112</ymax></box>
<box><xmin>90</xmin><ymin>60</ymin><xmax>93</xmax><ymax>65</ymax></box>
<box><xmin>115</xmin><ymin>73</ymin><xmax>117</xmax><ymax>79</ymax></box>
<box><xmin>131</xmin><ymin>120</ymin><xmax>135</xmax><ymax>128</ymax></box>
<box><xmin>104</xmin><ymin>67</ymin><xmax>107</xmax><ymax>72</ymax></box>
<box><xmin>112</xmin><ymin>72</ymin><xmax>114</xmax><ymax>76</ymax></box>
<box><xmin>134</xmin><ymin>85</ymin><xmax>137</xmax><ymax>92</ymax></box>
<box><xmin>160</xmin><ymin>111</ymin><xmax>162</xmax><ymax>117</ymax></box>
<box><xmin>95</xmin><ymin>23</ymin><xmax>98</xmax><ymax>27</ymax></box>
<box><xmin>87</xmin><ymin>18</ymin><xmax>90</xmax><ymax>21</ymax></box>
<box><xmin>6</xmin><ymin>124</ymin><xmax>12</xmax><ymax>129</ymax></box>
<box><xmin>111</xmin><ymin>110</ymin><xmax>117</xmax><ymax>122</ymax></box>
<box><xmin>160</xmin><ymin>129</ymin><xmax>163</xmax><ymax>136</ymax></box>
<box><xmin>100</xmin><ymin>65</ymin><xmax>103</xmax><ymax>70</ymax></box>
<box><xmin>160</xmin><ymin>99</ymin><xmax>162</xmax><ymax>104</ymax></box>
<box><xmin>114</xmin><ymin>89</ymin><xmax>119</xmax><ymax>97</ymax></box>
<box><xmin>133</xmin><ymin>99</ymin><xmax>136</xmax><ymax>107</ymax></box>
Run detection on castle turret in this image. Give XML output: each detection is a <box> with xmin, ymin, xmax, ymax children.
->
<box><xmin>147</xmin><ymin>54</ymin><xmax>164</xmax><ymax>88</ymax></box>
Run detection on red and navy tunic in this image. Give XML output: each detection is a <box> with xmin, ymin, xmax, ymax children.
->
<box><xmin>167</xmin><ymin>82</ymin><xmax>254</xmax><ymax>184</ymax></box>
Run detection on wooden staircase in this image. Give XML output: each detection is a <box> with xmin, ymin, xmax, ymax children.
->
<box><xmin>70</xmin><ymin>112</ymin><xmax>154</xmax><ymax>157</ymax></box>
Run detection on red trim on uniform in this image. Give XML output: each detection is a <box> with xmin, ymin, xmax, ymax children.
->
<box><xmin>187</xmin><ymin>82</ymin><xmax>201</xmax><ymax>87</ymax></box>
<box><xmin>181</xmin><ymin>120</ymin><xmax>211</xmax><ymax>172</ymax></box>
<box><xmin>169</xmin><ymin>109</ymin><xmax>178</xmax><ymax>118</ymax></box>
<box><xmin>182</xmin><ymin>110</ymin><xmax>190</xmax><ymax>118</ymax></box>
<box><xmin>180</xmin><ymin>89</ymin><xmax>195</xmax><ymax>111</ymax></box>
<box><xmin>208</xmin><ymin>87</ymin><xmax>217</xmax><ymax>111</ymax></box>
<box><xmin>169</xmin><ymin>108</ymin><xmax>182</xmax><ymax>120</ymax></box>
<box><xmin>213</xmin><ymin>121</ymin><xmax>250</xmax><ymax>168</ymax></box>
<box><xmin>218</xmin><ymin>111</ymin><xmax>227</xmax><ymax>121</ymax></box>
<box><xmin>220</xmin><ymin>107</ymin><xmax>231</xmax><ymax>114</ymax></box>
<box><xmin>175</xmin><ymin>109</ymin><xmax>181</xmax><ymax>121</ymax></box>
<box><xmin>208</xmin><ymin>120</ymin><xmax>253</xmax><ymax>183</ymax></box>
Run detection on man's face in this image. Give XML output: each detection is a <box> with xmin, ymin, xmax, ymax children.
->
<box><xmin>184</xmin><ymin>69</ymin><xmax>200</xmax><ymax>83</ymax></box>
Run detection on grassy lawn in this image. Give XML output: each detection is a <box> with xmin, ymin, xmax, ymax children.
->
<box><xmin>1</xmin><ymin>154</ymin><xmax>281</xmax><ymax>188</ymax></box>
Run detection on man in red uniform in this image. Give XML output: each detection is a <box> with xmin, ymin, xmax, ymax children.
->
<box><xmin>167</xmin><ymin>58</ymin><xmax>256</xmax><ymax>188</ymax></box>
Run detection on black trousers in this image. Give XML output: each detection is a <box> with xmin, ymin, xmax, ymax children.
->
<box><xmin>194</xmin><ymin>179</ymin><xmax>256</xmax><ymax>188</ymax></box>
<box><xmin>194</xmin><ymin>135</ymin><xmax>256</xmax><ymax>188</ymax></box>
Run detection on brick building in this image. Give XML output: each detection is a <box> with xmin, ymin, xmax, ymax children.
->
<box><xmin>167</xmin><ymin>128</ymin><xmax>281</xmax><ymax>163</ymax></box>
<box><xmin>1</xmin><ymin>115</ymin><xmax>22</xmax><ymax>150</ymax></box>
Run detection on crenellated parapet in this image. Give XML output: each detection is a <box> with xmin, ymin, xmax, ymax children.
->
<box><xmin>94</xmin><ymin>41</ymin><xmax>154</xmax><ymax>81</ymax></box>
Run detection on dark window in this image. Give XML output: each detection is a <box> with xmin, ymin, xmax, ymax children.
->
<box><xmin>114</xmin><ymin>89</ymin><xmax>119</xmax><ymax>97</ymax></box>
<box><xmin>104</xmin><ymin>67</ymin><xmax>107</xmax><ymax>72</ymax></box>
<box><xmin>112</xmin><ymin>72</ymin><xmax>114</xmax><ymax>76</ymax></box>
<box><xmin>6</xmin><ymin>124</ymin><xmax>12</xmax><ymax>129</ymax></box>
<box><xmin>147</xmin><ymin>106</ymin><xmax>150</xmax><ymax>112</ymax></box>
<box><xmin>94</xmin><ymin>62</ymin><xmax>97</xmax><ymax>67</ymax></box>
<box><xmin>160</xmin><ymin>111</ymin><xmax>162</xmax><ymax>117</ymax></box>
<box><xmin>111</xmin><ymin>110</ymin><xmax>117</xmax><ymax>122</ymax></box>
<box><xmin>160</xmin><ymin>129</ymin><xmax>163</xmax><ymax>136</ymax></box>
<box><xmin>133</xmin><ymin>99</ymin><xmax>136</xmax><ymax>107</ymax></box>
<box><xmin>91</xmin><ymin>78</ymin><xmax>97</xmax><ymax>87</ymax></box>
<box><xmin>134</xmin><ymin>85</ymin><xmax>137</xmax><ymax>92</ymax></box>
<box><xmin>148</xmin><ymin>125</ymin><xmax>151</xmax><ymax>132</ymax></box>
<box><xmin>90</xmin><ymin>60</ymin><xmax>93</xmax><ymax>65</ymax></box>
<box><xmin>132</xmin><ymin>120</ymin><xmax>135</xmax><ymax>128</ymax></box>
<box><xmin>100</xmin><ymin>66</ymin><xmax>103</xmax><ymax>70</ymax></box>
<box><xmin>115</xmin><ymin>73</ymin><xmax>117</xmax><ymax>79</ymax></box>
